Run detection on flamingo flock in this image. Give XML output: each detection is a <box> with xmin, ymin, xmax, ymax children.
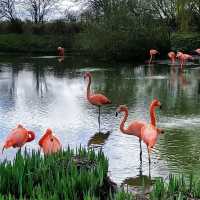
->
<box><xmin>2</xmin><ymin>46</ymin><xmax>200</xmax><ymax>169</ymax></box>
<box><xmin>149</xmin><ymin>48</ymin><xmax>200</xmax><ymax>70</ymax></box>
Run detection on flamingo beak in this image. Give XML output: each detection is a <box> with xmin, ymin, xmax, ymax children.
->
<box><xmin>115</xmin><ymin>112</ymin><xmax>118</xmax><ymax>117</ymax></box>
<box><xmin>159</xmin><ymin>104</ymin><xmax>162</xmax><ymax>109</ymax></box>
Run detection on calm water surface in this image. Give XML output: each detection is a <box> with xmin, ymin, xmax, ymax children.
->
<box><xmin>1</xmin><ymin>55</ymin><xmax>200</xmax><ymax>189</ymax></box>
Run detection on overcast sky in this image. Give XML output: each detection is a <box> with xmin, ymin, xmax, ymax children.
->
<box><xmin>15</xmin><ymin>0</ymin><xmax>86</xmax><ymax>20</ymax></box>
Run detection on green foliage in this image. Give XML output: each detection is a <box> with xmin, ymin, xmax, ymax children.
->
<box><xmin>176</xmin><ymin>0</ymin><xmax>191</xmax><ymax>32</ymax></box>
<box><xmin>0</xmin><ymin>147</ymin><xmax>112</xmax><ymax>199</ymax></box>
<box><xmin>0</xmin><ymin>34</ymin><xmax>70</xmax><ymax>53</ymax></box>
<box><xmin>171</xmin><ymin>32</ymin><xmax>200</xmax><ymax>52</ymax></box>
<box><xmin>112</xmin><ymin>190</ymin><xmax>135</xmax><ymax>200</ymax></box>
<box><xmin>75</xmin><ymin>10</ymin><xmax>170</xmax><ymax>61</ymax></box>
<box><xmin>150</xmin><ymin>175</ymin><xmax>200</xmax><ymax>200</ymax></box>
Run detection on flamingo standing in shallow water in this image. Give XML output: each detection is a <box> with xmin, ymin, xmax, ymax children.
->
<box><xmin>149</xmin><ymin>49</ymin><xmax>159</xmax><ymax>65</ymax></box>
<box><xmin>115</xmin><ymin>105</ymin><xmax>146</xmax><ymax>159</ymax></box>
<box><xmin>84</xmin><ymin>72</ymin><xmax>111</xmax><ymax>131</ymax></box>
<box><xmin>168</xmin><ymin>51</ymin><xmax>176</xmax><ymax>64</ymax></box>
<box><xmin>38</xmin><ymin>128</ymin><xmax>62</xmax><ymax>155</ymax></box>
<box><xmin>177</xmin><ymin>52</ymin><xmax>193</xmax><ymax>69</ymax></box>
<box><xmin>2</xmin><ymin>124</ymin><xmax>35</xmax><ymax>153</ymax></box>
<box><xmin>115</xmin><ymin>100</ymin><xmax>163</xmax><ymax>159</ymax></box>
<box><xmin>195</xmin><ymin>48</ymin><xmax>200</xmax><ymax>55</ymax></box>
<box><xmin>57</xmin><ymin>47</ymin><xmax>65</xmax><ymax>57</ymax></box>
<box><xmin>141</xmin><ymin>99</ymin><xmax>163</xmax><ymax>164</ymax></box>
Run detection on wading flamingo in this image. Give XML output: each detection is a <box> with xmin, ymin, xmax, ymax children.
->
<box><xmin>38</xmin><ymin>128</ymin><xmax>62</xmax><ymax>155</ymax></box>
<box><xmin>168</xmin><ymin>51</ymin><xmax>176</xmax><ymax>64</ymax></box>
<box><xmin>2</xmin><ymin>124</ymin><xmax>35</xmax><ymax>153</ymax></box>
<box><xmin>141</xmin><ymin>99</ymin><xmax>163</xmax><ymax>165</ymax></box>
<box><xmin>177</xmin><ymin>52</ymin><xmax>193</xmax><ymax>69</ymax></box>
<box><xmin>115</xmin><ymin>101</ymin><xmax>163</xmax><ymax>160</ymax></box>
<box><xmin>195</xmin><ymin>48</ymin><xmax>200</xmax><ymax>54</ymax></box>
<box><xmin>115</xmin><ymin>105</ymin><xmax>146</xmax><ymax>159</ymax></box>
<box><xmin>57</xmin><ymin>47</ymin><xmax>64</xmax><ymax>57</ymax></box>
<box><xmin>84</xmin><ymin>72</ymin><xmax>111</xmax><ymax>131</ymax></box>
<box><xmin>149</xmin><ymin>49</ymin><xmax>159</xmax><ymax>65</ymax></box>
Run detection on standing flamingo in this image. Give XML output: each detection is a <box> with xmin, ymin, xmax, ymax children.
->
<box><xmin>177</xmin><ymin>52</ymin><xmax>193</xmax><ymax>69</ymax></box>
<box><xmin>141</xmin><ymin>99</ymin><xmax>163</xmax><ymax>165</ymax></box>
<box><xmin>57</xmin><ymin>47</ymin><xmax>64</xmax><ymax>57</ymax></box>
<box><xmin>195</xmin><ymin>48</ymin><xmax>200</xmax><ymax>54</ymax></box>
<box><xmin>115</xmin><ymin>100</ymin><xmax>163</xmax><ymax>160</ymax></box>
<box><xmin>38</xmin><ymin>128</ymin><xmax>62</xmax><ymax>155</ymax></box>
<box><xmin>149</xmin><ymin>49</ymin><xmax>159</xmax><ymax>65</ymax></box>
<box><xmin>2</xmin><ymin>124</ymin><xmax>35</xmax><ymax>153</ymax></box>
<box><xmin>84</xmin><ymin>72</ymin><xmax>111</xmax><ymax>131</ymax></box>
<box><xmin>115</xmin><ymin>105</ymin><xmax>146</xmax><ymax>159</ymax></box>
<box><xmin>168</xmin><ymin>51</ymin><xmax>176</xmax><ymax>64</ymax></box>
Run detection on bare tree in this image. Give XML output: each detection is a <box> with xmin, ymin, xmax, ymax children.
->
<box><xmin>22</xmin><ymin>0</ymin><xmax>60</xmax><ymax>23</ymax></box>
<box><xmin>65</xmin><ymin>8</ymin><xmax>78</xmax><ymax>22</ymax></box>
<box><xmin>0</xmin><ymin>0</ymin><xmax>18</xmax><ymax>21</ymax></box>
<box><xmin>147</xmin><ymin>0</ymin><xmax>177</xmax><ymax>29</ymax></box>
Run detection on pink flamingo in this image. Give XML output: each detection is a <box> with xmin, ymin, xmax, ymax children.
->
<box><xmin>116</xmin><ymin>100</ymin><xmax>163</xmax><ymax>159</ymax></box>
<box><xmin>116</xmin><ymin>105</ymin><xmax>146</xmax><ymax>158</ymax></box>
<box><xmin>57</xmin><ymin>47</ymin><xmax>64</xmax><ymax>57</ymax></box>
<box><xmin>141</xmin><ymin>99</ymin><xmax>163</xmax><ymax>164</ymax></box>
<box><xmin>2</xmin><ymin>124</ymin><xmax>35</xmax><ymax>153</ymax></box>
<box><xmin>195</xmin><ymin>48</ymin><xmax>200</xmax><ymax>54</ymax></box>
<box><xmin>168</xmin><ymin>51</ymin><xmax>176</xmax><ymax>64</ymax></box>
<box><xmin>149</xmin><ymin>49</ymin><xmax>159</xmax><ymax>65</ymax></box>
<box><xmin>177</xmin><ymin>52</ymin><xmax>193</xmax><ymax>69</ymax></box>
<box><xmin>38</xmin><ymin>128</ymin><xmax>62</xmax><ymax>155</ymax></box>
<box><xmin>84</xmin><ymin>72</ymin><xmax>111</xmax><ymax>131</ymax></box>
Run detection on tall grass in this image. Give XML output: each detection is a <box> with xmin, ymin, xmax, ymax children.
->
<box><xmin>0</xmin><ymin>147</ymin><xmax>113</xmax><ymax>199</ymax></box>
<box><xmin>150</xmin><ymin>174</ymin><xmax>200</xmax><ymax>200</ymax></box>
<box><xmin>1</xmin><ymin>147</ymin><xmax>200</xmax><ymax>200</ymax></box>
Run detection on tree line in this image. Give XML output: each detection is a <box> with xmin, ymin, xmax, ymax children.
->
<box><xmin>0</xmin><ymin>0</ymin><xmax>200</xmax><ymax>59</ymax></box>
<box><xmin>0</xmin><ymin>0</ymin><xmax>200</xmax><ymax>31</ymax></box>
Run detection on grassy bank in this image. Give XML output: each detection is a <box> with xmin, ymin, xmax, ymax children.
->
<box><xmin>0</xmin><ymin>30</ymin><xmax>170</xmax><ymax>61</ymax></box>
<box><xmin>3</xmin><ymin>32</ymin><xmax>200</xmax><ymax>61</ymax></box>
<box><xmin>0</xmin><ymin>34</ymin><xmax>71</xmax><ymax>53</ymax></box>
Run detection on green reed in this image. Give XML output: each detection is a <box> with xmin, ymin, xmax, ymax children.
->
<box><xmin>0</xmin><ymin>147</ymin><xmax>111</xmax><ymax>199</ymax></box>
<box><xmin>150</xmin><ymin>174</ymin><xmax>200</xmax><ymax>200</ymax></box>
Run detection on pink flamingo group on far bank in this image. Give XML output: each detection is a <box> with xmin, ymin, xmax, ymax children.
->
<box><xmin>148</xmin><ymin>48</ymin><xmax>200</xmax><ymax>70</ymax></box>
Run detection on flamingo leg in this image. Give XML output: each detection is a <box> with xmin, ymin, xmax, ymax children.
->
<box><xmin>149</xmin><ymin>55</ymin><xmax>152</xmax><ymax>65</ymax></box>
<box><xmin>98</xmin><ymin>106</ymin><xmax>101</xmax><ymax>132</ymax></box>
<box><xmin>139</xmin><ymin>139</ymin><xmax>142</xmax><ymax>162</ymax></box>
<box><xmin>147</xmin><ymin>146</ymin><xmax>151</xmax><ymax>165</ymax></box>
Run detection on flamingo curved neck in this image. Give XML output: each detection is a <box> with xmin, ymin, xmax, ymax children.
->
<box><xmin>120</xmin><ymin>110</ymin><xmax>129</xmax><ymax>134</ymax></box>
<box><xmin>86</xmin><ymin>76</ymin><xmax>92</xmax><ymax>100</ymax></box>
<box><xmin>150</xmin><ymin>104</ymin><xmax>156</xmax><ymax>126</ymax></box>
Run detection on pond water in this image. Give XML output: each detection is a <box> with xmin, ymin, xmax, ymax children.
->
<box><xmin>0</xmin><ymin>55</ymin><xmax>200</xmax><ymax>191</ymax></box>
